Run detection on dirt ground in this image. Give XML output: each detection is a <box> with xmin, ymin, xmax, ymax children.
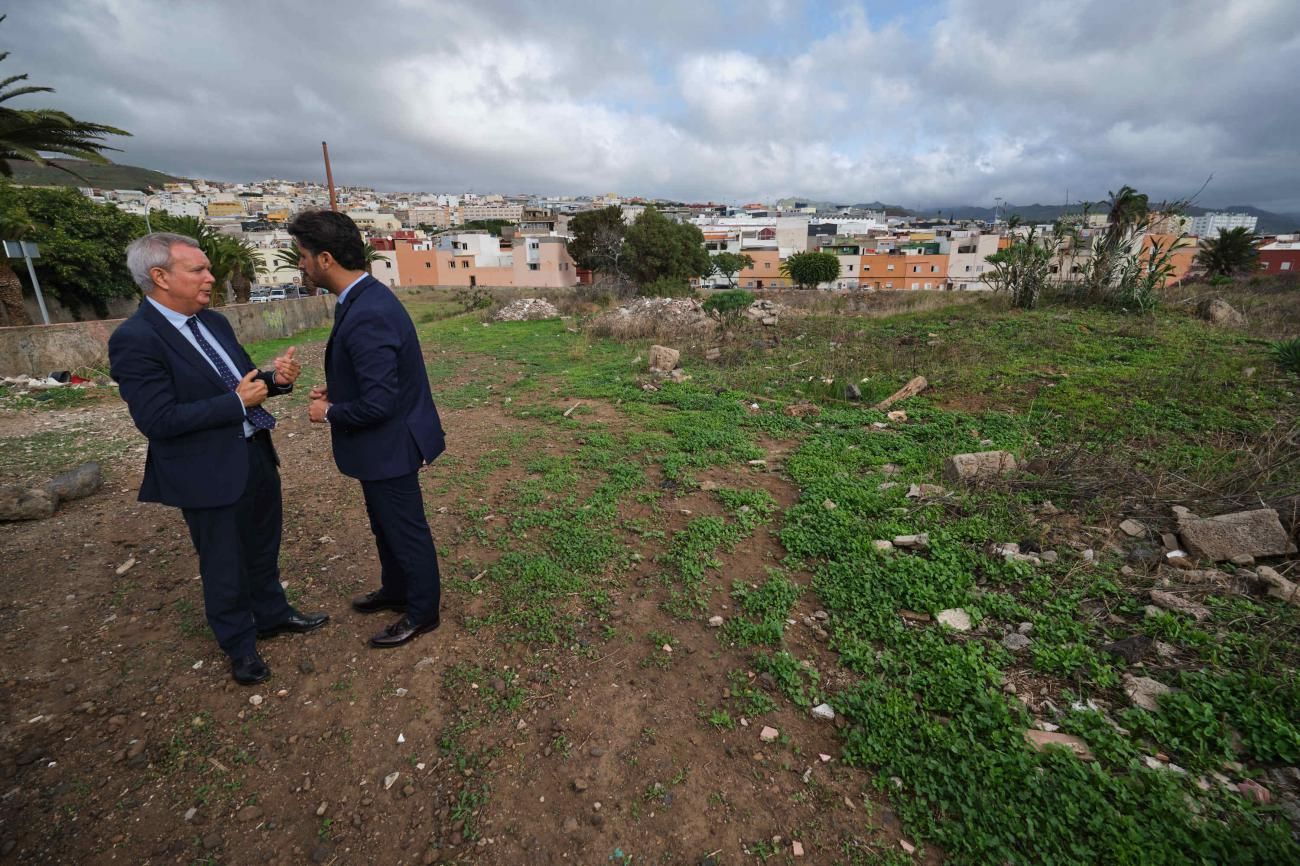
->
<box><xmin>0</xmin><ymin>338</ymin><xmax>910</xmax><ymax>865</ymax></box>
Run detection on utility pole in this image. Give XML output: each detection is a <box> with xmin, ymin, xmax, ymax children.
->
<box><xmin>2</xmin><ymin>240</ymin><xmax>50</xmax><ymax>324</ymax></box>
<box><xmin>322</xmin><ymin>141</ymin><xmax>338</xmax><ymax>212</ymax></box>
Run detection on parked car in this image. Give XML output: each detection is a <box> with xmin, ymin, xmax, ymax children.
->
<box><xmin>249</xmin><ymin>289</ymin><xmax>270</xmax><ymax>303</ymax></box>
<box><xmin>268</xmin><ymin>287</ymin><xmax>287</xmax><ymax>301</ymax></box>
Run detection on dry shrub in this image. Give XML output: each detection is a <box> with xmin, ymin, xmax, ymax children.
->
<box><xmin>1159</xmin><ymin>274</ymin><xmax>1300</xmax><ymax>339</ymax></box>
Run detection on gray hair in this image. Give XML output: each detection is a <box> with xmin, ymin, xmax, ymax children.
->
<box><xmin>126</xmin><ymin>232</ymin><xmax>201</xmax><ymax>292</ymax></box>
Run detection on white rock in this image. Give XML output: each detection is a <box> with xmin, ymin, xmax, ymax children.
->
<box><xmin>708</xmin><ymin>615</ymin><xmax>724</xmax><ymax>627</ymax></box>
<box><xmin>249</xmin><ymin>694</ymin><xmax>263</xmax><ymax>706</ymax></box>
<box><xmin>759</xmin><ymin>726</ymin><xmax>779</xmax><ymax>742</ymax></box>
<box><xmin>811</xmin><ymin>703</ymin><xmax>835</xmax><ymax>721</ymax></box>
<box><xmin>936</xmin><ymin>608</ymin><xmax>972</xmax><ymax>631</ymax></box>
<box><xmin>384</xmin><ymin>772</ymin><xmax>400</xmax><ymax>790</ymax></box>
<box><xmin>1119</xmin><ymin>519</ymin><xmax>1147</xmax><ymax>537</ymax></box>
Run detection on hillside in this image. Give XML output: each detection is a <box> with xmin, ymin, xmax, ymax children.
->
<box><xmin>6</xmin><ymin>158</ymin><xmax>183</xmax><ymax>191</ymax></box>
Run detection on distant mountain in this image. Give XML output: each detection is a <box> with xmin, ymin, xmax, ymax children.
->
<box><xmin>895</xmin><ymin>202</ymin><xmax>1300</xmax><ymax>235</ymax></box>
<box><xmin>6</xmin><ymin>158</ymin><xmax>183</xmax><ymax>191</ymax></box>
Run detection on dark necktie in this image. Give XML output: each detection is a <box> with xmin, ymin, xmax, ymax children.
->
<box><xmin>185</xmin><ymin>317</ymin><xmax>276</xmax><ymax>432</ymax></box>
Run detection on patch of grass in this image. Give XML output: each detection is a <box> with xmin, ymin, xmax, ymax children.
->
<box><xmin>722</xmin><ymin>572</ymin><xmax>801</xmax><ymax>647</ymax></box>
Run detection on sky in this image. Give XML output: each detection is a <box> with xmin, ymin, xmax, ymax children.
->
<box><xmin>9</xmin><ymin>0</ymin><xmax>1300</xmax><ymax>212</ymax></box>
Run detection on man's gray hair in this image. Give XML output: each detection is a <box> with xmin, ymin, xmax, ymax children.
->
<box><xmin>126</xmin><ymin>232</ymin><xmax>201</xmax><ymax>292</ymax></box>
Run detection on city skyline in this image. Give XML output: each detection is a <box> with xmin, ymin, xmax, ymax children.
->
<box><xmin>12</xmin><ymin>0</ymin><xmax>1300</xmax><ymax>211</ymax></box>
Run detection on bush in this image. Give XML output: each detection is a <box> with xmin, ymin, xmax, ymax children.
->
<box><xmin>1272</xmin><ymin>336</ymin><xmax>1300</xmax><ymax>375</ymax></box>
<box><xmin>701</xmin><ymin>289</ymin><xmax>754</xmax><ymax>330</ymax></box>
<box><xmin>639</xmin><ymin>276</ymin><xmax>694</xmax><ymax>298</ymax></box>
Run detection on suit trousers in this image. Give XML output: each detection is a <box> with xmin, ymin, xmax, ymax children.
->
<box><xmin>360</xmin><ymin>472</ymin><xmax>441</xmax><ymax>625</ymax></box>
<box><xmin>182</xmin><ymin>431</ymin><xmax>291</xmax><ymax>658</ymax></box>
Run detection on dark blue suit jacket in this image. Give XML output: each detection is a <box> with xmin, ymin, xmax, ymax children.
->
<box><xmin>109</xmin><ymin>301</ymin><xmax>291</xmax><ymax>508</ymax></box>
<box><xmin>324</xmin><ymin>275</ymin><xmax>445</xmax><ymax>480</ymax></box>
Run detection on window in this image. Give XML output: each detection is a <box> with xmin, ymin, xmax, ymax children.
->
<box><xmin>848</xmin><ymin>264</ymin><xmax>854</xmax><ymax>272</ymax></box>
<box><xmin>425</xmin><ymin>262</ymin><xmax>432</xmax><ymax>268</ymax></box>
<box><xmin>764</xmin><ymin>262</ymin><xmax>771</xmax><ymax>269</ymax></box>
<box><xmin>885</xmin><ymin>282</ymin><xmax>893</xmax><ymax>288</ymax></box>
<box><xmin>887</xmin><ymin>264</ymin><xmax>895</xmax><ymax>271</ymax></box>
<box><xmin>912</xmin><ymin>265</ymin><xmax>919</xmax><ymax>273</ymax></box>
<box><xmin>911</xmin><ymin>282</ymin><xmax>919</xmax><ymax>289</ymax></box>
<box><xmin>528</xmin><ymin>263</ymin><xmax>539</xmax><ymax>270</ymax></box>
<box><xmin>965</xmin><ymin>265</ymin><xmax>971</xmax><ymax>272</ymax></box>
<box><xmin>930</xmin><ymin>265</ymin><xmax>937</xmax><ymax>273</ymax></box>
<box><xmin>924</xmin><ymin>283</ymin><xmax>932</xmax><ymax>289</ymax></box>
<box><xmin>1283</xmin><ymin>261</ymin><xmax>1293</xmax><ymax>271</ymax></box>
<box><xmin>384</xmin><ymin>261</ymin><xmax>391</xmax><ymax>268</ymax></box>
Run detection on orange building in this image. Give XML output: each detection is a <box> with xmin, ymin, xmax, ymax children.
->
<box><xmin>736</xmin><ymin>249</ymin><xmax>789</xmax><ymax>289</ymax></box>
<box><xmin>1142</xmin><ymin>234</ymin><xmax>1197</xmax><ymax>284</ymax></box>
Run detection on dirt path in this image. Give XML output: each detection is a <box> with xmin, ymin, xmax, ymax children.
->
<box><xmin>0</xmin><ymin>336</ymin><xmax>905</xmax><ymax>865</ymax></box>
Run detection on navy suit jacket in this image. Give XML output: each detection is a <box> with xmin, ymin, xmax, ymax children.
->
<box><xmin>324</xmin><ymin>275</ymin><xmax>445</xmax><ymax>480</ymax></box>
<box><xmin>109</xmin><ymin>301</ymin><xmax>291</xmax><ymax>509</ymax></box>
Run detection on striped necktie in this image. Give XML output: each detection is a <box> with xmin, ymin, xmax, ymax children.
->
<box><xmin>185</xmin><ymin>317</ymin><xmax>276</xmax><ymax>432</ymax></box>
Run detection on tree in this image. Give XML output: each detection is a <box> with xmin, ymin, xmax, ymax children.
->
<box><xmin>782</xmin><ymin>251</ymin><xmax>840</xmax><ymax>290</ymax></box>
<box><xmin>622</xmin><ymin>207</ymin><xmax>710</xmax><ymax>292</ymax></box>
<box><xmin>0</xmin><ymin>16</ymin><xmax>130</xmax><ymax>322</ymax></box>
<box><xmin>1196</xmin><ymin>226</ymin><xmax>1258</xmax><ymax>278</ymax></box>
<box><xmin>568</xmin><ymin>205</ymin><xmax>628</xmax><ymax>285</ymax></box>
<box><xmin>984</xmin><ymin>225</ymin><xmax>1058</xmax><ymax>309</ymax></box>
<box><xmin>709</xmin><ymin>251</ymin><xmax>753</xmax><ymax>288</ymax></box>
<box><xmin>0</xmin><ymin>183</ymin><xmax>144</xmax><ymax>316</ymax></box>
<box><xmin>0</xmin><ymin>15</ymin><xmax>129</xmax><ymax>180</ymax></box>
<box><xmin>363</xmin><ymin>241</ymin><xmax>384</xmax><ymax>275</ymax></box>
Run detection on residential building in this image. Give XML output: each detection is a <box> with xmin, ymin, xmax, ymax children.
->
<box><xmin>736</xmin><ymin>249</ymin><xmax>789</xmax><ymax>289</ymax></box>
<box><xmin>1188</xmin><ymin>212</ymin><xmax>1258</xmax><ymax>237</ymax></box>
<box><xmin>945</xmin><ymin>233</ymin><xmax>1001</xmax><ymax>291</ymax></box>
<box><xmin>1258</xmin><ymin>240</ymin><xmax>1300</xmax><ymax>275</ymax></box>
<box><xmin>460</xmin><ymin>203</ymin><xmax>524</xmax><ymax>223</ymax></box>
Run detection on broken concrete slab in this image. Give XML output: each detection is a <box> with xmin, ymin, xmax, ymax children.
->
<box><xmin>1023</xmin><ymin>729</ymin><xmax>1094</xmax><ymax>760</ymax></box>
<box><xmin>943</xmin><ymin>450</ymin><xmax>1019</xmax><ymax>484</ymax></box>
<box><xmin>1148</xmin><ymin>590</ymin><xmax>1211</xmax><ymax>621</ymax></box>
<box><xmin>647</xmin><ymin>345</ymin><xmax>680</xmax><ymax>373</ymax></box>
<box><xmin>1123</xmin><ymin>674</ymin><xmax>1173</xmax><ymax>712</ymax></box>
<box><xmin>1177</xmin><ymin>508</ymin><xmax>1296</xmax><ymax>562</ymax></box>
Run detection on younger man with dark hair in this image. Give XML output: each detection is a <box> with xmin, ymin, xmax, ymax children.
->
<box><xmin>288</xmin><ymin>211</ymin><xmax>447</xmax><ymax>647</ymax></box>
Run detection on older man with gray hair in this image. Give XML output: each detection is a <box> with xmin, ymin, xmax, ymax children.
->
<box><xmin>109</xmin><ymin>232</ymin><xmax>328</xmax><ymax>685</ymax></box>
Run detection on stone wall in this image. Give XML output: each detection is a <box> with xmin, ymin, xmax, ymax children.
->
<box><xmin>0</xmin><ymin>296</ymin><xmax>335</xmax><ymax>377</ymax></box>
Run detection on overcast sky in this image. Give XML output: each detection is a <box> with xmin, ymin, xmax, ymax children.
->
<box><xmin>10</xmin><ymin>0</ymin><xmax>1300</xmax><ymax>211</ymax></box>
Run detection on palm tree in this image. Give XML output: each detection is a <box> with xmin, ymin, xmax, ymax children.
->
<box><xmin>273</xmin><ymin>241</ymin><xmax>314</xmax><ymax>293</ymax></box>
<box><xmin>1196</xmin><ymin>227</ymin><xmax>1258</xmax><ymax>278</ymax></box>
<box><xmin>0</xmin><ymin>16</ymin><xmax>129</xmax><ymax>180</ymax></box>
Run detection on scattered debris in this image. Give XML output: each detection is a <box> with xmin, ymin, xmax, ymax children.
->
<box><xmin>1148</xmin><ymin>590</ymin><xmax>1211</xmax><ymax>621</ymax></box>
<box><xmin>1177</xmin><ymin>508</ymin><xmax>1296</xmax><ymax>561</ymax></box>
<box><xmin>491</xmin><ymin>298</ymin><xmax>560</xmax><ymax>322</ymax></box>
<box><xmin>1023</xmin><ymin>729</ymin><xmax>1094</xmax><ymax>760</ymax></box>
<box><xmin>1123</xmin><ymin>674</ymin><xmax>1173</xmax><ymax>712</ymax></box>
<box><xmin>943</xmin><ymin>450</ymin><xmax>1019</xmax><ymax>484</ymax></box>
<box><xmin>936</xmin><ymin>608</ymin><xmax>972</xmax><ymax>631</ymax></box>
<box><xmin>872</xmin><ymin>375</ymin><xmax>928</xmax><ymax>411</ymax></box>
<box><xmin>648</xmin><ymin>345</ymin><xmax>681</xmax><ymax>373</ymax></box>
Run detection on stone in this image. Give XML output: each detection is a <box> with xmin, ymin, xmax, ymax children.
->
<box><xmin>647</xmin><ymin>345</ymin><xmax>680</xmax><ymax>373</ymax></box>
<box><xmin>811</xmin><ymin>703</ymin><xmax>835</xmax><ymax>721</ymax></box>
<box><xmin>310</xmin><ymin>845</ymin><xmax>333</xmax><ymax>864</ymax></box>
<box><xmin>563</xmin><ymin>817</ymin><xmax>580</xmax><ymax>833</ymax></box>
<box><xmin>1123</xmin><ymin>674</ymin><xmax>1173</xmax><ymax>712</ymax></box>
<box><xmin>43</xmin><ymin>462</ymin><xmax>102</xmax><ymax>503</ymax></box>
<box><xmin>1101</xmin><ymin>634</ymin><xmax>1153</xmax><ymax>665</ymax></box>
<box><xmin>1024</xmin><ymin>729</ymin><xmax>1094</xmax><ymax>760</ymax></box>
<box><xmin>1119</xmin><ymin>519</ymin><xmax>1147</xmax><ymax>537</ymax></box>
<box><xmin>886</xmin><ymin>410</ymin><xmax>908</xmax><ymax>423</ymax></box>
<box><xmin>0</xmin><ymin>485</ymin><xmax>57</xmax><ymax>521</ymax></box>
<box><xmin>1237</xmin><ymin>780</ymin><xmax>1271</xmax><ymax>804</ymax></box>
<box><xmin>936</xmin><ymin>608</ymin><xmax>972</xmax><ymax>631</ymax></box>
<box><xmin>843</xmin><ymin>383</ymin><xmax>862</xmax><ymax>401</ymax></box>
<box><xmin>905</xmin><ymin>483</ymin><xmax>947</xmax><ymax>499</ymax></box>
<box><xmin>761</xmin><ymin>316</ymin><xmax>778</xmax><ymax>326</ymax></box>
<box><xmin>384</xmin><ymin>772</ymin><xmax>400</xmax><ymax>790</ymax></box>
<box><xmin>237</xmin><ymin>805</ymin><xmax>263</xmax><ymax>822</ymax></box>
<box><xmin>572</xmin><ymin>778</ymin><xmax>588</xmax><ymax>792</ymax></box>
<box><xmin>792</xmin><ymin>840</ymin><xmax>805</xmax><ymax>856</ymax></box>
<box><xmin>1229</xmin><ymin>554</ymin><xmax>1255</xmax><ymax>567</ymax></box>
<box><xmin>892</xmin><ymin>533</ymin><xmax>929</xmax><ymax>549</ymax></box>
<box><xmin>759</xmin><ymin>726</ymin><xmax>779</xmax><ymax>742</ymax></box>
<box><xmin>1197</xmin><ymin>297</ymin><xmax>1244</xmax><ymax>326</ymax></box>
<box><xmin>822</xmin><ymin>498</ymin><xmax>837</xmax><ymax>510</ymax></box>
<box><xmin>1002</xmin><ymin>633</ymin><xmax>1031</xmax><ymax>652</ymax></box>
<box><xmin>1177</xmin><ymin>509</ymin><xmax>1296</xmax><ymax>562</ymax></box>
<box><xmin>1254</xmin><ymin>565</ymin><xmax>1300</xmax><ymax>606</ymax></box>
<box><xmin>873</xmin><ymin>540</ymin><xmax>895</xmax><ymax>552</ymax></box>
<box><xmin>1148</xmin><ymin>590</ymin><xmax>1211</xmax><ymax>621</ymax></box>
<box><xmin>942</xmin><ymin>450</ymin><xmax>1019</xmax><ymax>484</ymax></box>
<box><xmin>707</xmin><ymin>615</ymin><xmax>723</xmax><ymax>628</ymax></box>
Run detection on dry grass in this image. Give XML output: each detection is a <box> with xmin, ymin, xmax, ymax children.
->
<box><xmin>1159</xmin><ymin>274</ymin><xmax>1300</xmax><ymax>339</ymax></box>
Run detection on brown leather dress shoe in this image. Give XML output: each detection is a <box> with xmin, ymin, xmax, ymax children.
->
<box><xmin>369</xmin><ymin>614</ymin><xmax>440</xmax><ymax>648</ymax></box>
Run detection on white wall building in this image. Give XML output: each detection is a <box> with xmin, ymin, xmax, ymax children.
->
<box><xmin>1188</xmin><ymin>212</ymin><xmax>1258</xmax><ymax>237</ymax></box>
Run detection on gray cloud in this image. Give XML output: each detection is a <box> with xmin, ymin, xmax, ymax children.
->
<box><xmin>7</xmin><ymin>0</ymin><xmax>1299</xmax><ymax>211</ymax></box>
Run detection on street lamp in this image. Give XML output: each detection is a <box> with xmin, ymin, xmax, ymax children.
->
<box><xmin>143</xmin><ymin>193</ymin><xmax>164</xmax><ymax>233</ymax></box>
<box><xmin>2</xmin><ymin>240</ymin><xmax>50</xmax><ymax>325</ymax></box>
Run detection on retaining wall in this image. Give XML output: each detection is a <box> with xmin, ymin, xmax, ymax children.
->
<box><xmin>0</xmin><ymin>296</ymin><xmax>335</xmax><ymax>377</ymax></box>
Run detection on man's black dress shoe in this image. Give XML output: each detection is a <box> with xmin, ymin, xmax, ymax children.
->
<box><xmin>231</xmin><ymin>652</ymin><xmax>271</xmax><ymax>685</ymax></box>
<box><xmin>370</xmin><ymin>614</ymin><xmax>440</xmax><ymax>648</ymax></box>
<box><xmin>257</xmin><ymin>610</ymin><xmax>330</xmax><ymax>639</ymax></box>
<box><xmin>351</xmin><ymin>590</ymin><xmax>407</xmax><ymax>614</ymax></box>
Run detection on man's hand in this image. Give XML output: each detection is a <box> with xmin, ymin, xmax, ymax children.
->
<box><xmin>272</xmin><ymin>346</ymin><xmax>300</xmax><ymax>386</ymax></box>
<box><xmin>309</xmin><ymin>385</ymin><xmax>328</xmax><ymax>401</ymax></box>
<box><xmin>236</xmin><ymin>369</ymin><xmax>268</xmax><ymax>407</ymax></box>
<box><xmin>308</xmin><ymin>396</ymin><xmax>331</xmax><ymax>423</ymax></box>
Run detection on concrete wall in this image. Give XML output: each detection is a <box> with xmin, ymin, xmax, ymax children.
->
<box><xmin>0</xmin><ymin>295</ymin><xmax>335</xmax><ymax>377</ymax></box>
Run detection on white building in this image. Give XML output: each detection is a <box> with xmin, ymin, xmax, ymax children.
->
<box><xmin>1188</xmin><ymin>212</ymin><xmax>1258</xmax><ymax>237</ymax></box>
